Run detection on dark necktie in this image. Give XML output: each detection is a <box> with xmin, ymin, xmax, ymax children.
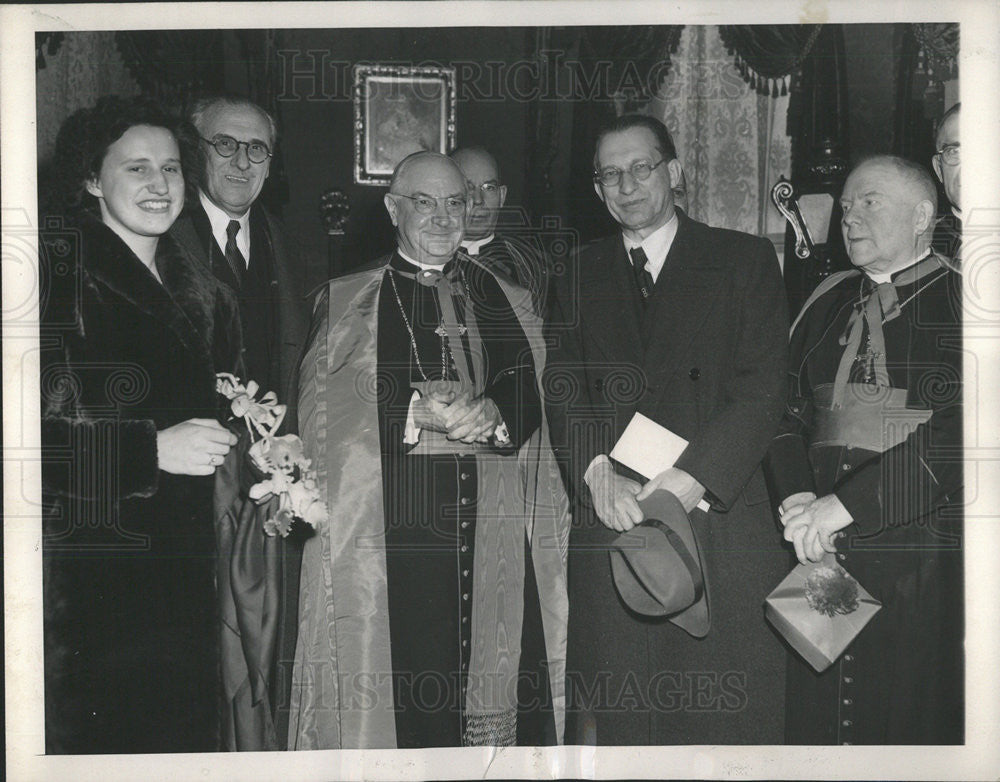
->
<box><xmin>225</xmin><ymin>219</ymin><xmax>246</xmax><ymax>288</ymax></box>
<box><xmin>629</xmin><ymin>246</ymin><xmax>656</xmax><ymax>302</ymax></box>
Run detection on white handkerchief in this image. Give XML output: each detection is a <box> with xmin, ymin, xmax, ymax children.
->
<box><xmin>610</xmin><ymin>412</ymin><xmax>689</xmax><ymax>479</ymax></box>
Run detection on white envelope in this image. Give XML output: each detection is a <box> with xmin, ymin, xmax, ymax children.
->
<box><xmin>610</xmin><ymin>413</ymin><xmax>712</xmax><ymax>512</ymax></box>
<box><xmin>610</xmin><ymin>412</ymin><xmax>689</xmax><ymax>479</ymax></box>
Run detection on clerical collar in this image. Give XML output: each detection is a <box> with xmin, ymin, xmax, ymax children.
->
<box><xmin>866</xmin><ymin>249</ymin><xmax>932</xmax><ymax>285</ymax></box>
<box><xmin>396</xmin><ymin>247</ymin><xmax>456</xmax><ymax>273</ymax></box>
<box><xmin>951</xmin><ymin>205</ymin><xmax>962</xmax><ymax>221</ymax></box>
<box><xmin>622</xmin><ymin>212</ymin><xmax>678</xmax><ymax>283</ymax></box>
<box><xmin>461</xmin><ymin>234</ymin><xmax>495</xmax><ymax>256</ymax></box>
<box><xmin>199</xmin><ymin>191</ymin><xmax>251</xmax><ymax>265</ymax></box>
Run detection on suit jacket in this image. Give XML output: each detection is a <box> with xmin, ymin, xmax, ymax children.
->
<box><xmin>545</xmin><ymin>208</ymin><xmax>790</xmax><ymax>745</ymax></box>
<box><xmin>171</xmin><ymin>202</ymin><xmax>308</xmax><ymax>422</ymax></box>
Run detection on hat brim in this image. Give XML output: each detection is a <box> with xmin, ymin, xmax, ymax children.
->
<box><xmin>609</xmin><ymin>490</ymin><xmax>711</xmax><ymax>638</ymax></box>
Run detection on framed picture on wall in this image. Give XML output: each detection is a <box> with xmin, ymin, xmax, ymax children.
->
<box><xmin>353</xmin><ymin>63</ymin><xmax>457</xmax><ymax>185</ymax></box>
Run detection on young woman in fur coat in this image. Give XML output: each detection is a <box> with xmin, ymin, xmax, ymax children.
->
<box><xmin>41</xmin><ymin>97</ymin><xmax>242</xmax><ymax>753</ymax></box>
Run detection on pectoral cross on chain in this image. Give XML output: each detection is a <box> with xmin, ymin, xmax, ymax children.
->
<box><xmin>855</xmin><ymin>335</ymin><xmax>883</xmax><ymax>384</ymax></box>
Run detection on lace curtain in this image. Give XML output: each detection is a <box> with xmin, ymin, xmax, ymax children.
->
<box><xmin>649</xmin><ymin>25</ymin><xmax>791</xmax><ymax>237</ymax></box>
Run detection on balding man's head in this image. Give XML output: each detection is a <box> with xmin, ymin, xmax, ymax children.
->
<box><xmin>840</xmin><ymin>155</ymin><xmax>938</xmax><ymax>275</ymax></box>
<box><xmin>384</xmin><ymin>152</ymin><xmax>468</xmax><ymax>265</ymax></box>
<box><xmin>450</xmin><ymin>146</ymin><xmax>507</xmax><ymax>241</ymax></box>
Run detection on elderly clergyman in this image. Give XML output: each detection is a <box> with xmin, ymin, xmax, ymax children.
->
<box><xmin>288</xmin><ymin>151</ymin><xmax>568</xmax><ymax>749</ymax></box>
<box><xmin>766</xmin><ymin>155</ymin><xmax>963</xmax><ymax>744</ymax></box>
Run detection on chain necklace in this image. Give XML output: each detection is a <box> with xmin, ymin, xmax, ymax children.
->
<box><xmin>387</xmin><ymin>268</ymin><xmax>448</xmax><ymax>381</ymax></box>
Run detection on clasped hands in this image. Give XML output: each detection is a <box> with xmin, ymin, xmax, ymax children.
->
<box><xmin>779</xmin><ymin>491</ymin><xmax>854</xmax><ymax>564</ymax></box>
<box><xmin>589</xmin><ymin>462</ymin><xmax>706</xmax><ymax>533</ymax></box>
<box><xmin>412</xmin><ymin>386</ymin><xmax>502</xmax><ymax>444</ymax></box>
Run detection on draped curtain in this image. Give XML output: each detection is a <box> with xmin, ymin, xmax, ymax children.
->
<box><xmin>649</xmin><ymin>26</ymin><xmax>792</xmax><ymax>236</ymax></box>
<box><xmin>524</xmin><ymin>26</ymin><xmax>683</xmax><ymax>239</ymax></box>
<box><xmin>894</xmin><ymin>23</ymin><xmax>959</xmax><ymax>162</ymax></box>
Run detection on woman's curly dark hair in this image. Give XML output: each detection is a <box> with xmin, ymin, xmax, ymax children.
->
<box><xmin>47</xmin><ymin>95</ymin><xmax>198</xmax><ymax>216</ymax></box>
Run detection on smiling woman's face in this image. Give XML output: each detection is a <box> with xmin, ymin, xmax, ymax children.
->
<box><xmin>86</xmin><ymin>124</ymin><xmax>184</xmax><ymax>241</ymax></box>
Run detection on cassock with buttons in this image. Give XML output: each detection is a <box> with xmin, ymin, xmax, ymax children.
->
<box><xmin>288</xmin><ymin>250</ymin><xmax>568</xmax><ymax>749</ymax></box>
<box><xmin>547</xmin><ymin>206</ymin><xmax>790</xmax><ymax>745</ymax></box>
<box><xmin>765</xmin><ymin>251</ymin><xmax>963</xmax><ymax>744</ymax></box>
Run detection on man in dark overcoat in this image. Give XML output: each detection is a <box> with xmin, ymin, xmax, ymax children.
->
<box><xmin>545</xmin><ymin>113</ymin><xmax>790</xmax><ymax>745</ymax></box>
<box><xmin>169</xmin><ymin>95</ymin><xmax>308</xmax><ymax>749</ymax></box>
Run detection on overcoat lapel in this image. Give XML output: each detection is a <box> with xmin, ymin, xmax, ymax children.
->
<box><xmin>641</xmin><ymin>212</ymin><xmax>723</xmax><ymax>392</ymax></box>
<box><xmin>580</xmin><ymin>236</ymin><xmax>643</xmax><ymax>366</ymax></box>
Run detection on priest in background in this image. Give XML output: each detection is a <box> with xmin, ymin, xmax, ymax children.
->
<box><xmin>288</xmin><ymin>151</ymin><xmax>568</xmax><ymax>749</ymax></box>
<box><xmin>451</xmin><ymin>146</ymin><xmax>551</xmax><ymax>314</ymax></box>
<box><xmin>931</xmin><ymin>102</ymin><xmax>961</xmax><ymax>262</ymax></box>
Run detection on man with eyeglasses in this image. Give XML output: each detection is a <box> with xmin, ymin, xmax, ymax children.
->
<box><xmin>170</xmin><ymin>94</ymin><xmax>307</xmax><ymax>751</ymax></box>
<box><xmin>451</xmin><ymin>146</ymin><xmax>550</xmax><ymax>314</ymax></box>
<box><xmin>545</xmin><ymin>113</ymin><xmax>789</xmax><ymax>744</ymax></box>
<box><xmin>931</xmin><ymin>102</ymin><xmax>962</xmax><ymax>262</ymax></box>
<box><xmin>288</xmin><ymin>151</ymin><xmax>568</xmax><ymax>749</ymax></box>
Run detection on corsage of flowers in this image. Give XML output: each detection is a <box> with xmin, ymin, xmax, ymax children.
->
<box><xmin>216</xmin><ymin>372</ymin><xmax>327</xmax><ymax>537</ymax></box>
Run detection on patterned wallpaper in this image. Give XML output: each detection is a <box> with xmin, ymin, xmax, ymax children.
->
<box><xmin>35</xmin><ymin>32</ymin><xmax>141</xmax><ymax>164</ymax></box>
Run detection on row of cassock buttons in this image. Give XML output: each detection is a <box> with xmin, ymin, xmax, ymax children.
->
<box><xmin>460</xmin><ymin>469</ymin><xmax>474</xmax><ymax>675</ymax></box>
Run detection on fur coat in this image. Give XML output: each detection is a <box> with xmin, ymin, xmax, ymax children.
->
<box><xmin>41</xmin><ymin>216</ymin><xmax>241</xmax><ymax>753</ymax></box>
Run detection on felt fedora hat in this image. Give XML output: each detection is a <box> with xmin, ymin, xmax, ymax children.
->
<box><xmin>609</xmin><ymin>489</ymin><xmax>711</xmax><ymax>638</ymax></box>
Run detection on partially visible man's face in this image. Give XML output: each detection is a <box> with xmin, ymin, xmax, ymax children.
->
<box><xmin>594</xmin><ymin>126</ymin><xmax>681</xmax><ymax>240</ymax></box>
<box><xmin>197</xmin><ymin>103</ymin><xmax>272</xmax><ymax>218</ymax></box>
<box><xmin>840</xmin><ymin>162</ymin><xmax>928</xmax><ymax>274</ymax></box>
<box><xmin>932</xmin><ymin>111</ymin><xmax>960</xmax><ymax>211</ymax></box>
<box><xmin>451</xmin><ymin>148</ymin><xmax>507</xmax><ymax>241</ymax></box>
<box><xmin>384</xmin><ymin>156</ymin><xmax>467</xmax><ymax>265</ymax></box>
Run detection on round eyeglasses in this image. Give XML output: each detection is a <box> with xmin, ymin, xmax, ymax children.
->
<box><xmin>392</xmin><ymin>193</ymin><xmax>468</xmax><ymax>216</ymax></box>
<box><xmin>593</xmin><ymin>158</ymin><xmax>667</xmax><ymax>188</ymax></box>
<box><xmin>201</xmin><ymin>135</ymin><xmax>272</xmax><ymax>164</ymax></box>
<box><xmin>935</xmin><ymin>143</ymin><xmax>960</xmax><ymax>167</ymax></box>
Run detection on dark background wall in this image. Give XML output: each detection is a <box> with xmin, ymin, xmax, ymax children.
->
<box><xmin>254</xmin><ymin>24</ymin><xmax>935</xmax><ymax>293</ymax></box>
<box><xmin>249</xmin><ymin>27</ymin><xmax>534</xmax><ymax>290</ymax></box>
<box><xmin>38</xmin><ymin>25</ymin><xmax>942</xmax><ymax>294</ymax></box>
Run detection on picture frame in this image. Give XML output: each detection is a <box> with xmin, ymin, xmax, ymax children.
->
<box><xmin>353</xmin><ymin>63</ymin><xmax>457</xmax><ymax>185</ymax></box>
